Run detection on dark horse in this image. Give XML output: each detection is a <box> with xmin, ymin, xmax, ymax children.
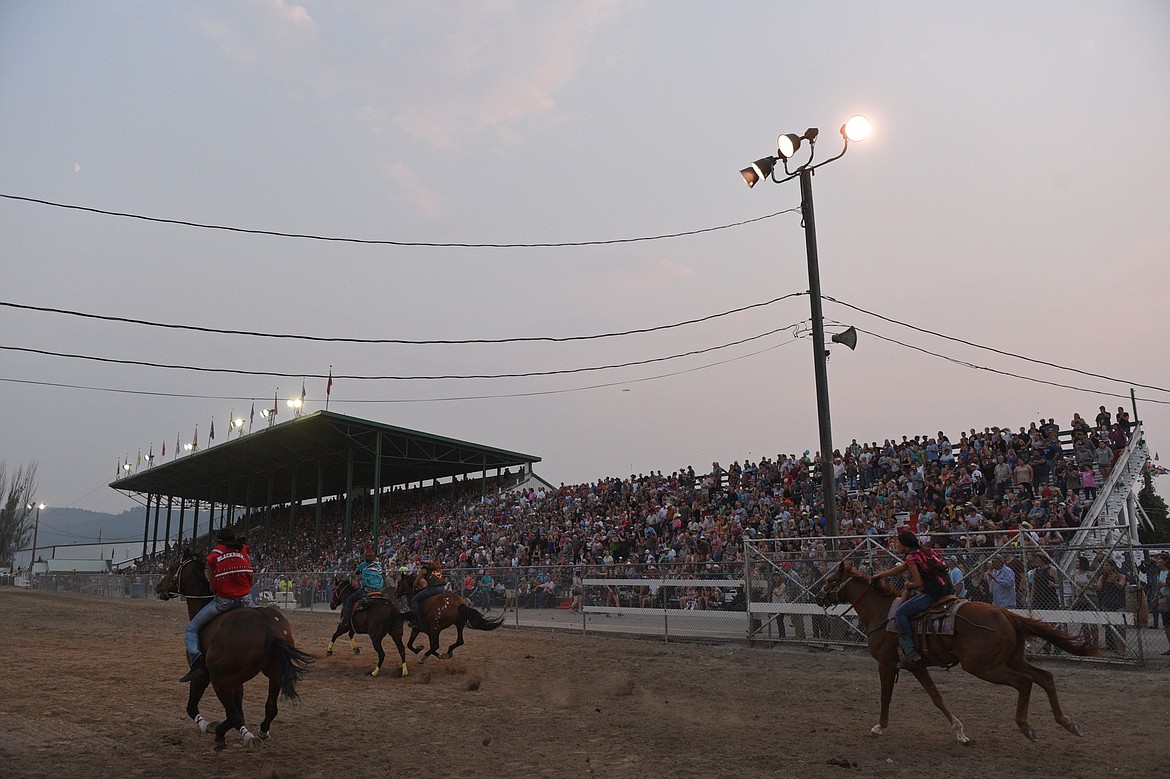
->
<box><xmin>156</xmin><ymin>547</ymin><xmax>313</xmax><ymax>750</ymax></box>
<box><xmin>817</xmin><ymin>559</ymin><xmax>1097</xmax><ymax>743</ymax></box>
<box><xmin>394</xmin><ymin>573</ymin><xmax>505</xmax><ymax>662</ymax></box>
<box><xmin>327</xmin><ymin>576</ymin><xmax>409</xmax><ymax>678</ymax></box>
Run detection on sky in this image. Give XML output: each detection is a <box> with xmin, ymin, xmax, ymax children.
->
<box><xmin>2</xmin><ymin>1</ymin><xmax>1169</xmax><ymax>517</ymax></box>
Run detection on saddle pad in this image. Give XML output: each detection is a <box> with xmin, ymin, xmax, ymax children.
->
<box><xmin>884</xmin><ymin>597</ymin><xmax>966</xmax><ymax>636</ymax></box>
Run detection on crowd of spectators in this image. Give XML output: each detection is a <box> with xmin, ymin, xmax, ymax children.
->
<box><xmin>147</xmin><ymin>405</ymin><xmax>1153</xmax><ymax>622</ymax></box>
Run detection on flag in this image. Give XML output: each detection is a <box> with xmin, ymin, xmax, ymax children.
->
<box><xmin>327</xmin><ymin>370</ymin><xmax>333</xmax><ymax>397</ymax></box>
<box><xmin>176</xmin><ymin>431</ymin><xmax>181</xmax><ymax>456</ymax></box>
<box><xmin>161</xmin><ymin>439</ymin><xmax>166</xmax><ymax>458</ymax></box>
<box><xmin>210</xmin><ymin>418</ymin><xmax>215</xmax><ymax>441</ymax></box>
<box><xmin>194</xmin><ymin>425</ymin><xmax>198</xmax><ymax>448</ymax></box>
<box><xmin>115</xmin><ymin>459</ymin><xmax>120</xmax><ymax>477</ymax></box>
<box><xmin>136</xmin><ymin>450</ymin><xmax>142</xmax><ymax>468</ymax></box>
<box><xmin>250</xmin><ymin>402</ymin><xmax>255</xmax><ymax>427</ymax></box>
<box><xmin>148</xmin><ymin>444</ymin><xmax>153</xmax><ymax>464</ymax></box>
<box><xmin>301</xmin><ymin>380</ymin><xmax>307</xmax><ymax>403</ymax></box>
<box><xmin>274</xmin><ymin>391</ymin><xmax>278</xmax><ymax>418</ymax></box>
<box><xmin>228</xmin><ymin>410</ymin><xmax>236</xmax><ymax>434</ymax></box>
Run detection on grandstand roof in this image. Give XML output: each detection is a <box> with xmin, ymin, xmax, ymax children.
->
<box><xmin>109</xmin><ymin>410</ymin><xmax>540</xmax><ymax>507</ymax></box>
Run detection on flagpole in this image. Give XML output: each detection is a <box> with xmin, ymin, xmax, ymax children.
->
<box><xmin>326</xmin><ymin>366</ymin><xmax>332</xmax><ymax>412</ymax></box>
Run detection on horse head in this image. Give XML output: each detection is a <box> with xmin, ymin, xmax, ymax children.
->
<box><xmin>329</xmin><ymin>576</ymin><xmax>354</xmax><ymax>610</ymax></box>
<box><xmin>394</xmin><ymin>571</ymin><xmax>415</xmax><ymax>598</ymax></box>
<box><xmin>155</xmin><ymin>547</ymin><xmax>209</xmax><ymax>600</ymax></box>
<box><xmin>815</xmin><ymin>560</ymin><xmax>858</xmax><ymax>607</ymax></box>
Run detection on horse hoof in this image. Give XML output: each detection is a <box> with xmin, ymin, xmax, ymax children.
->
<box><xmin>242</xmin><ymin>733</ymin><xmax>259</xmax><ymax>750</ymax></box>
<box><xmin>213</xmin><ymin>740</ymin><xmax>227</xmax><ymax>752</ymax></box>
<box><xmin>371</xmin><ymin>667</ymin><xmax>380</xmax><ymax>677</ymax></box>
<box><xmin>870</xmin><ymin>725</ymin><xmax>884</xmax><ymax>736</ymax></box>
<box><xmin>1024</xmin><ymin>728</ymin><xmax>1037</xmax><ymax>742</ymax></box>
<box><xmin>1068</xmin><ymin>723</ymin><xmax>1083</xmax><ymax>737</ymax></box>
<box><xmin>258</xmin><ymin>730</ymin><xmax>270</xmax><ymax>741</ymax></box>
<box><xmin>326</xmin><ymin>649</ymin><xmax>333</xmax><ymax>657</ymax></box>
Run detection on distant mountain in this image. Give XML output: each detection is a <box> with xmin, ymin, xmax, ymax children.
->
<box><xmin>33</xmin><ymin>506</ymin><xmax>149</xmax><ymax>547</ymax></box>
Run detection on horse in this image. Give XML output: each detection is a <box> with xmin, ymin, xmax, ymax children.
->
<box><xmin>155</xmin><ymin>547</ymin><xmax>313</xmax><ymax>750</ymax></box>
<box><xmin>394</xmin><ymin>572</ymin><xmax>505</xmax><ymax>662</ymax></box>
<box><xmin>815</xmin><ymin>559</ymin><xmax>1097</xmax><ymax>743</ymax></box>
<box><xmin>327</xmin><ymin>576</ymin><xmax>409</xmax><ymax>678</ymax></box>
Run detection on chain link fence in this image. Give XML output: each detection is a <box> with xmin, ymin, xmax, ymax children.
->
<box><xmin>11</xmin><ymin>538</ymin><xmax>1168</xmax><ymax>662</ymax></box>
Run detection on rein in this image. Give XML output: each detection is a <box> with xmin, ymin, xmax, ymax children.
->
<box><xmin>164</xmin><ymin>558</ymin><xmax>213</xmax><ymax>600</ymax></box>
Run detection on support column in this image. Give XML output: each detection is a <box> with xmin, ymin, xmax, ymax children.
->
<box><xmin>344</xmin><ymin>446</ymin><xmax>354</xmax><ymax>543</ymax></box>
<box><xmin>372</xmin><ymin>432</ymin><xmax>383</xmax><ymax>551</ymax></box>
<box><xmin>164</xmin><ymin>495</ymin><xmax>173</xmax><ymax>554</ymax></box>
<box><xmin>176</xmin><ymin>498</ymin><xmax>186</xmax><ymax>546</ymax></box>
<box><xmin>315</xmin><ymin>454</ymin><xmax>324</xmax><ymax>554</ymax></box>
<box><xmin>140</xmin><ymin>493</ymin><xmax>152</xmax><ymax>562</ymax></box>
<box><xmin>150</xmin><ymin>493</ymin><xmax>162</xmax><ymax>556</ymax></box>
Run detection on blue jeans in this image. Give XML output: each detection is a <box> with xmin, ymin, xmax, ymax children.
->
<box><xmin>184</xmin><ymin>595</ymin><xmax>251</xmax><ymax>663</ymax></box>
<box><xmin>895</xmin><ymin>592</ymin><xmax>935</xmax><ymax>636</ymax></box>
<box><xmin>411</xmin><ymin>585</ymin><xmax>445</xmax><ymax>617</ymax></box>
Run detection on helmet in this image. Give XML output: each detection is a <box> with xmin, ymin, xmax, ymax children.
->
<box><xmin>399</xmin><ymin>565</ymin><xmax>410</xmax><ymax>574</ymax></box>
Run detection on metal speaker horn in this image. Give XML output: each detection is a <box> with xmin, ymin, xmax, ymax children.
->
<box><xmin>830</xmin><ymin>326</ymin><xmax>857</xmax><ymax>350</ymax></box>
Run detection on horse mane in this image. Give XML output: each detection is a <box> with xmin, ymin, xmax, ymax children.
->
<box><xmin>848</xmin><ymin>565</ymin><xmax>900</xmax><ymax>598</ymax></box>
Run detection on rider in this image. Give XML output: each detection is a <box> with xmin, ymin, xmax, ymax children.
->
<box><xmin>180</xmin><ymin>526</ymin><xmax>254</xmax><ymax>682</ymax></box>
<box><xmin>340</xmin><ymin>547</ymin><xmax>384</xmax><ymax>629</ymax></box>
<box><xmin>872</xmin><ymin>529</ymin><xmax>953</xmax><ymax>668</ymax></box>
<box><xmin>408</xmin><ymin>558</ymin><xmax>447</xmax><ymax>628</ymax></box>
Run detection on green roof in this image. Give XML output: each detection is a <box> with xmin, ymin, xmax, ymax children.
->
<box><xmin>110</xmin><ymin>410</ymin><xmax>539</xmax><ymax>506</ymax></box>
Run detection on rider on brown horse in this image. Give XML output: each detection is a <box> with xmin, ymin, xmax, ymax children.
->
<box><xmin>872</xmin><ymin>529</ymin><xmax>953</xmax><ymax>668</ymax></box>
<box><xmin>408</xmin><ymin>558</ymin><xmax>447</xmax><ymax>627</ymax></box>
<box><xmin>180</xmin><ymin>526</ymin><xmax>255</xmax><ymax>682</ymax></box>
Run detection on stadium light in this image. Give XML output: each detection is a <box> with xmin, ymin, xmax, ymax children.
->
<box><xmin>739</xmin><ymin>115</ymin><xmax>870</xmax><ymax>540</ymax></box>
<box><xmin>287</xmin><ymin>396</ymin><xmax>303</xmax><ymax>418</ymax></box>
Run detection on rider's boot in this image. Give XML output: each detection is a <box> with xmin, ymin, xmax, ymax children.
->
<box><xmin>179</xmin><ymin>653</ymin><xmax>208</xmax><ymax>683</ymax></box>
<box><xmin>897</xmin><ymin>634</ymin><xmax>922</xmax><ymax>669</ymax></box>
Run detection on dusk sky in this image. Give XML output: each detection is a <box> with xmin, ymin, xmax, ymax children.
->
<box><xmin>2</xmin><ymin>1</ymin><xmax>1169</xmax><ymax>521</ymax></box>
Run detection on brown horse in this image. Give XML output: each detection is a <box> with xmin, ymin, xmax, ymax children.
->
<box><xmin>327</xmin><ymin>576</ymin><xmax>408</xmax><ymax>678</ymax></box>
<box><xmin>156</xmin><ymin>547</ymin><xmax>312</xmax><ymax>750</ymax></box>
<box><xmin>394</xmin><ymin>572</ymin><xmax>505</xmax><ymax>662</ymax></box>
<box><xmin>816</xmin><ymin>559</ymin><xmax>1096</xmax><ymax>743</ymax></box>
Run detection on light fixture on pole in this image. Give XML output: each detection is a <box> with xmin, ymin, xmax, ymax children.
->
<box><xmin>286</xmin><ymin>396</ymin><xmax>303</xmax><ymax>418</ymax></box>
<box><xmin>740</xmin><ymin>115</ymin><xmax>870</xmax><ymax>539</ymax></box>
<box><xmin>26</xmin><ymin>501</ymin><xmax>45</xmax><ymax>574</ymax></box>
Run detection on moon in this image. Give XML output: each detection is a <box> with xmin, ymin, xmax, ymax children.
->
<box><xmin>73</xmin><ymin>163</ymin><xmax>80</xmax><ymax>173</ymax></box>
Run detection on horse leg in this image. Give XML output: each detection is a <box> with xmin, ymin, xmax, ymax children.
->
<box><xmin>871</xmin><ymin>661</ymin><xmax>897</xmax><ymax>736</ymax></box>
<box><xmin>211</xmin><ymin>683</ymin><xmax>240</xmax><ymax>751</ymax></box>
<box><xmin>406</xmin><ymin>626</ymin><xmax>422</xmax><ymax>655</ymax></box>
<box><xmin>258</xmin><ymin>669</ymin><xmax>280</xmax><ymax>740</ymax></box>
<box><xmin>186</xmin><ymin>675</ymin><xmax>216</xmax><ymax>735</ymax></box>
<box><xmin>349</xmin><ymin>628</ymin><xmax>360</xmax><ymax>655</ymax></box>
<box><xmin>326</xmin><ymin>622</ymin><xmax>347</xmax><ymax>656</ymax></box>
<box><xmin>390</xmin><ymin>618</ymin><xmax>408</xmax><ymax>677</ymax></box>
<box><xmin>232</xmin><ymin>685</ymin><xmax>258</xmax><ymax>749</ymax></box>
<box><xmin>370</xmin><ymin>629</ymin><xmax>387</xmax><ymax>677</ymax></box>
<box><xmin>444</xmin><ymin>622</ymin><xmax>466</xmax><ymax>659</ymax></box>
<box><xmin>965</xmin><ymin>663</ymin><xmax>1036</xmax><ymax>740</ymax></box>
<box><xmin>909</xmin><ymin>667</ymin><xmax>970</xmax><ymax>745</ymax></box>
<box><xmin>1012</xmin><ymin>658</ymin><xmax>1082</xmax><ymax>736</ymax></box>
<box><xmin>420</xmin><ymin>629</ymin><xmax>441</xmax><ymax>663</ymax></box>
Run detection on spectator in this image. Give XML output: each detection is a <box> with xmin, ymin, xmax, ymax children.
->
<box><xmin>988</xmin><ymin>556</ymin><xmax>1016</xmax><ymax>608</ymax></box>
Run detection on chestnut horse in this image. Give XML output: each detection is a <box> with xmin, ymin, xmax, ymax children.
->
<box><xmin>394</xmin><ymin>573</ymin><xmax>505</xmax><ymax>662</ymax></box>
<box><xmin>156</xmin><ymin>548</ymin><xmax>312</xmax><ymax>750</ymax></box>
<box><xmin>816</xmin><ymin>559</ymin><xmax>1096</xmax><ymax>743</ymax></box>
<box><xmin>327</xmin><ymin>576</ymin><xmax>409</xmax><ymax>678</ymax></box>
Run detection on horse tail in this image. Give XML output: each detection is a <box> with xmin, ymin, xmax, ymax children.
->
<box><xmin>1008</xmin><ymin>612</ymin><xmax>1099</xmax><ymax>657</ymax></box>
<box><xmin>459</xmin><ymin>603</ymin><xmax>506</xmax><ymax>631</ymax></box>
<box><xmin>266</xmin><ymin>634</ymin><xmax>315</xmax><ymax>700</ymax></box>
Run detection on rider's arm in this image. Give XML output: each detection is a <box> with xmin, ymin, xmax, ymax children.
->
<box><xmin>873</xmin><ymin>561</ymin><xmax>907</xmax><ymax>581</ymax></box>
<box><xmin>205</xmin><ymin>562</ymin><xmax>217</xmax><ymax>595</ymax></box>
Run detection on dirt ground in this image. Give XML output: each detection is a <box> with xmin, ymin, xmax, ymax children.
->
<box><xmin>0</xmin><ymin>589</ymin><xmax>1162</xmax><ymax>779</ymax></box>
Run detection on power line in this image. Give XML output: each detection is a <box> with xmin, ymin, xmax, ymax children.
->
<box><xmin>0</xmin><ymin>333</ymin><xmax>804</xmax><ymax>403</ymax></box>
<box><xmin>824</xmin><ymin>295</ymin><xmax>1170</xmax><ymax>395</ymax></box>
<box><xmin>0</xmin><ymin>323</ymin><xmax>801</xmax><ymax>381</ymax></box>
<box><xmin>0</xmin><ymin>293</ymin><xmax>803</xmax><ymax>344</ymax></box>
<box><xmin>0</xmin><ymin>192</ymin><xmax>800</xmax><ymax>248</ymax></box>
<box><xmin>853</xmin><ymin>326</ymin><xmax>1170</xmax><ymax>406</ymax></box>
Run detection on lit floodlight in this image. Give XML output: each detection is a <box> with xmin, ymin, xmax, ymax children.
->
<box><xmin>260</xmin><ymin>408</ymin><xmax>271</xmax><ymax>418</ymax></box>
<box><xmin>777</xmin><ymin>133</ymin><xmax>803</xmax><ymax>160</ymax></box>
<box><xmin>234</xmin><ymin>417</ymin><xmax>245</xmax><ymax>428</ymax></box>
<box><xmin>842</xmin><ymin>115</ymin><xmax>871</xmax><ymax>143</ymax></box>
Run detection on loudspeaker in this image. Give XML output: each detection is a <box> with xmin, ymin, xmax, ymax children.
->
<box><xmin>831</xmin><ymin>326</ymin><xmax>857</xmax><ymax>350</ymax></box>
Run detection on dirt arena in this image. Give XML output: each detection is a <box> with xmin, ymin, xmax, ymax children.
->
<box><xmin>0</xmin><ymin>589</ymin><xmax>1162</xmax><ymax>779</ymax></box>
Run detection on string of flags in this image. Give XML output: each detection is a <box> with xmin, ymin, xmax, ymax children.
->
<box><xmin>116</xmin><ymin>374</ymin><xmax>336</xmax><ymax>476</ymax></box>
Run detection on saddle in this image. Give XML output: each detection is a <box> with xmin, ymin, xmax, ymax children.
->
<box><xmin>353</xmin><ymin>590</ymin><xmax>385</xmax><ymax>614</ymax></box>
<box><xmin>885</xmin><ymin>595</ymin><xmax>965</xmax><ymax>638</ymax></box>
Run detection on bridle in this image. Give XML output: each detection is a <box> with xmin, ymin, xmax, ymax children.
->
<box><xmin>160</xmin><ymin>557</ymin><xmax>213</xmax><ymax>601</ymax></box>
